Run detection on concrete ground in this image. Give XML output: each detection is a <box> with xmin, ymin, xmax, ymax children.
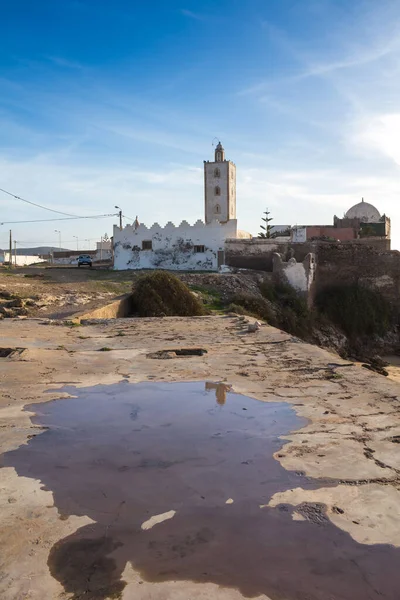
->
<box><xmin>1</xmin><ymin>315</ymin><xmax>400</xmax><ymax>599</ymax></box>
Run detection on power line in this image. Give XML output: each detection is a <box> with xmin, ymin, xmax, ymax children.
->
<box><xmin>0</xmin><ymin>187</ymin><xmax>80</xmax><ymax>217</ymax></box>
<box><xmin>14</xmin><ymin>240</ymin><xmax>89</xmax><ymax>244</ymax></box>
<box><xmin>0</xmin><ymin>214</ymin><xmax>116</xmax><ymax>225</ymax></box>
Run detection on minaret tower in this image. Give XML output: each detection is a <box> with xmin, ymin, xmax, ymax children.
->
<box><xmin>204</xmin><ymin>141</ymin><xmax>236</xmax><ymax>224</ymax></box>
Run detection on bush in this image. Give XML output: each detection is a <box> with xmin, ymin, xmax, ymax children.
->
<box><xmin>131</xmin><ymin>271</ymin><xmax>205</xmax><ymax>317</ymax></box>
<box><xmin>229</xmin><ymin>293</ymin><xmax>276</xmax><ymax>323</ymax></box>
<box><xmin>315</xmin><ymin>283</ymin><xmax>391</xmax><ymax>339</ymax></box>
<box><xmin>259</xmin><ymin>280</ymin><xmax>313</xmax><ymax>338</ymax></box>
<box><xmin>260</xmin><ymin>280</ymin><xmax>308</xmax><ymax>318</ymax></box>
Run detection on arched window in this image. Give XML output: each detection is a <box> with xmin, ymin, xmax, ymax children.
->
<box><xmin>216</xmin><ymin>152</ymin><xmax>222</xmax><ymax>161</ymax></box>
<box><xmin>214</xmin><ymin>168</ymin><xmax>220</xmax><ymax>178</ymax></box>
<box><xmin>215</xmin><ymin>204</ymin><xmax>221</xmax><ymax>214</ymax></box>
<box><xmin>215</xmin><ymin>186</ymin><xmax>221</xmax><ymax>196</ymax></box>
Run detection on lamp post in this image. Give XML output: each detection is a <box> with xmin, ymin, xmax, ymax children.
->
<box><xmin>73</xmin><ymin>236</ymin><xmax>79</xmax><ymax>251</ymax></box>
<box><xmin>84</xmin><ymin>239</ymin><xmax>92</xmax><ymax>250</ymax></box>
<box><xmin>115</xmin><ymin>206</ymin><xmax>123</xmax><ymax>230</ymax></box>
<box><xmin>54</xmin><ymin>230</ymin><xmax>61</xmax><ymax>249</ymax></box>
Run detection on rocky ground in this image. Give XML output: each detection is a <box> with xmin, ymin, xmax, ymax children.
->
<box><xmin>0</xmin><ymin>266</ymin><xmax>133</xmax><ymax>319</ymax></box>
<box><xmin>1</xmin><ymin>314</ymin><xmax>400</xmax><ymax>599</ymax></box>
<box><xmin>0</xmin><ymin>266</ymin><xmax>266</xmax><ymax>319</ymax></box>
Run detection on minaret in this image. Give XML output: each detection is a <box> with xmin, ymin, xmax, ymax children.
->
<box><xmin>204</xmin><ymin>141</ymin><xmax>236</xmax><ymax>224</ymax></box>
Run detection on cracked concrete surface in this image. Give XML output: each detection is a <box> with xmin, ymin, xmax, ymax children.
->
<box><xmin>1</xmin><ymin>315</ymin><xmax>400</xmax><ymax>599</ymax></box>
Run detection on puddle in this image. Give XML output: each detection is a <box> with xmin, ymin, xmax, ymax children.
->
<box><xmin>3</xmin><ymin>381</ymin><xmax>400</xmax><ymax>599</ymax></box>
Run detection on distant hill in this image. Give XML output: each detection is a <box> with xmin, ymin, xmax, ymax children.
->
<box><xmin>0</xmin><ymin>246</ymin><xmax>71</xmax><ymax>256</ymax></box>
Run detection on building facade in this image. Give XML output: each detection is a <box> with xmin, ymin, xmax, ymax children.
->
<box><xmin>292</xmin><ymin>199</ymin><xmax>391</xmax><ymax>247</ymax></box>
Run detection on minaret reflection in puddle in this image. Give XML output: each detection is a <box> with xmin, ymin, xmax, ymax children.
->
<box><xmin>205</xmin><ymin>382</ymin><xmax>232</xmax><ymax>406</ymax></box>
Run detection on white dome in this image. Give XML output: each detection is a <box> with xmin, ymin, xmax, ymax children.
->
<box><xmin>345</xmin><ymin>199</ymin><xmax>381</xmax><ymax>223</ymax></box>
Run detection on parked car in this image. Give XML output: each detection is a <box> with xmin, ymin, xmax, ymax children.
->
<box><xmin>77</xmin><ymin>254</ymin><xmax>92</xmax><ymax>268</ymax></box>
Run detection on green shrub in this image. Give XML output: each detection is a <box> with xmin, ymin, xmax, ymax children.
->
<box><xmin>131</xmin><ymin>271</ymin><xmax>205</xmax><ymax>317</ymax></box>
<box><xmin>315</xmin><ymin>283</ymin><xmax>391</xmax><ymax>338</ymax></box>
<box><xmin>258</xmin><ymin>280</ymin><xmax>312</xmax><ymax>338</ymax></box>
<box><xmin>229</xmin><ymin>293</ymin><xmax>275</xmax><ymax>323</ymax></box>
<box><xmin>260</xmin><ymin>280</ymin><xmax>308</xmax><ymax>318</ymax></box>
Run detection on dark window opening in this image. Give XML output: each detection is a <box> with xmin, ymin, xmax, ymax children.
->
<box><xmin>194</xmin><ymin>245</ymin><xmax>205</xmax><ymax>253</ymax></box>
<box><xmin>215</xmin><ymin>186</ymin><xmax>221</xmax><ymax>196</ymax></box>
<box><xmin>214</xmin><ymin>168</ymin><xmax>220</xmax><ymax>177</ymax></box>
<box><xmin>142</xmin><ymin>240</ymin><xmax>152</xmax><ymax>250</ymax></box>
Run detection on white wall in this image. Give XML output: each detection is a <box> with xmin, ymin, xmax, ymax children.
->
<box><xmin>113</xmin><ymin>219</ymin><xmax>238</xmax><ymax>271</ymax></box>
<box><xmin>96</xmin><ymin>240</ymin><xmax>112</xmax><ymax>251</ymax></box>
<box><xmin>273</xmin><ymin>253</ymin><xmax>315</xmax><ymax>293</ymax></box>
<box><xmin>4</xmin><ymin>253</ymin><xmax>46</xmax><ymax>266</ymax></box>
<box><xmin>292</xmin><ymin>226</ymin><xmax>307</xmax><ymax>242</ymax></box>
<box><xmin>52</xmin><ymin>254</ymin><xmax>110</xmax><ymax>264</ymax></box>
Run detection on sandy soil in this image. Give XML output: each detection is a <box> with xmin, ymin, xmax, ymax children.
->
<box><xmin>0</xmin><ymin>266</ymin><xmax>134</xmax><ymax>318</ymax></box>
<box><xmin>1</xmin><ymin>315</ymin><xmax>400</xmax><ymax>599</ymax></box>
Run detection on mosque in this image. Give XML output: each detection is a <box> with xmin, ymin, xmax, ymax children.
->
<box><xmin>113</xmin><ymin>142</ymin><xmax>250</xmax><ymax>271</ymax></box>
<box><xmin>113</xmin><ymin>143</ymin><xmax>391</xmax><ymax>271</ymax></box>
<box><xmin>293</xmin><ymin>198</ymin><xmax>390</xmax><ymax>245</ymax></box>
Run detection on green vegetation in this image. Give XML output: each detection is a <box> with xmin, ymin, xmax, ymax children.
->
<box><xmin>99</xmin><ymin>347</ymin><xmax>112</xmax><ymax>352</ymax></box>
<box><xmin>188</xmin><ymin>284</ymin><xmax>224</xmax><ymax>312</ymax></box>
<box><xmin>131</xmin><ymin>271</ymin><xmax>205</xmax><ymax>317</ymax></box>
<box><xmin>260</xmin><ymin>280</ymin><xmax>312</xmax><ymax>338</ymax></box>
<box><xmin>228</xmin><ymin>293</ymin><xmax>275</xmax><ymax>322</ymax></box>
<box><xmin>229</xmin><ymin>280</ymin><xmax>312</xmax><ymax>339</ymax></box>
<box><xmin>258</xmin><ymin>208</ymin><xmax>273</xmax><ymax>239</ymax></box>
<box><xmin>316</xmin><ymin>283</ymin><xmax>391</xmax><ymax>339</ymax></box>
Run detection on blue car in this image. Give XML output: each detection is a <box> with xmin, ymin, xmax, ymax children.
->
<box><xmin>77</xmin><ymin>254</ymin><xmax>92</xmax><ymax>268</ymax></box>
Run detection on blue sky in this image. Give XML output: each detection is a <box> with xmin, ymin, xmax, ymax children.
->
<box><xmin>1</xmin><ymin>0</ymin><xmax>400</xmax><ymax>249</ymax></box>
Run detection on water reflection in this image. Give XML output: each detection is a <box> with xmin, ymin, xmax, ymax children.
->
<box><xmin>205</xmin><ymin>381</ymin><xmax>232</xmax><ymax>405</ymax></box>
<box><xmin>4</xmin><ymin>381</ymin><xmax>400</xmax><ymax>600</ymax></box>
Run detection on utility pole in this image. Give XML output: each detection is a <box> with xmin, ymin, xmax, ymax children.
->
<box><xmin>9</xmin><ymin>230</ymin><xmax>12</xmax><ymax>269</ymax></box>
<box><xmin>14</xmin><ymin>240</ymin><xmax>17</xmax><ymax>267</ymax></box>
<box><xmin>115</xmin><ymin>206</ymin><xmax>123</xmax><ymax>230</ymax></box>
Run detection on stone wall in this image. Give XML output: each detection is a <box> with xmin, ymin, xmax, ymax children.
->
<box><xmin>113</xmin><ymin>219</ymin><xmax>237</xmax><ymax>271</ymax></box>
<box><xmin>316</xmin><ymin>243</ymin><xmax>400</xmax><ymax>306</ymax></box>
<box><xmin>225</xmin><ymin>239</ymin><xmax>316</xmax><ymax>271</ymax></box>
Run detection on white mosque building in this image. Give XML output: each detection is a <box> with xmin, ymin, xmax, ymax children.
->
<box><xmin>113</xmin><ymin>143</ymin><xmax>251</xmax><ymax>271</ymax></box>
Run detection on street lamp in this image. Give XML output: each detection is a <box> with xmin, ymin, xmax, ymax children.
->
<box><xmin>73</xmin><ymin>235</ymin><xmax>79</xmax><ymax>251</ymax></box>
<box><xmin>115</xmin><ymin>206</ymin><xmax>123</xmax><ymax>230</ymax></box>
<box><xmin>54</xmin><ymin>230</ymin><xmax>61</xmax><ymax>249</ymax></box>
<box><xmin>84</xmin><ymin>239</ymin><xmax>92</xmax><ymax>250</ymax></box>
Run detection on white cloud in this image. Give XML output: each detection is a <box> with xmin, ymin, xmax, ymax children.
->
<box><xmin>354</xmin><ymin>113</ymin><xmax>400</xmax><ymax>167</ymax></box>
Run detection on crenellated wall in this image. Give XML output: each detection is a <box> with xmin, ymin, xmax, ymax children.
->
<box><xmin>113</xmin><ymin>219</ymin><xmax>237</xmax><ymax>271</ymax></box>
